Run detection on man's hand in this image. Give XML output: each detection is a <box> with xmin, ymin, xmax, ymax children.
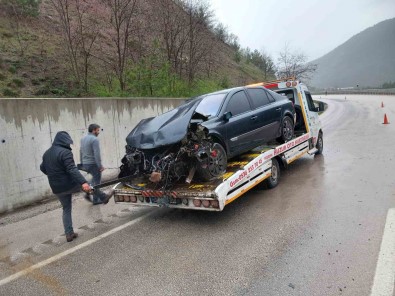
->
<box><xmin>99</xmin><ymin>167</ymin><xmax>105</xmax><ymax>172</ymax></box>
<box><xmin>82</xmin><ymin>183</ymin><xmax>91</xmax><ymax>193</ymax></box>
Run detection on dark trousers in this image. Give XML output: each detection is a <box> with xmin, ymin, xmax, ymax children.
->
<box><xmin>56</xmin><ymin>185</ymin><xmax>80</xmax><ymax>235</ymax></box>
<box><xmin>84</xmin><ymin>164</ymin><xmax>107</xmax><ymax>203</ymax></box>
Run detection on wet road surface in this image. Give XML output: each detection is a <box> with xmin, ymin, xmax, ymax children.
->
<box><xmin>0</xmin><ymin>95</ymin><xmax>394</xmax><ymax>295</ymax></box>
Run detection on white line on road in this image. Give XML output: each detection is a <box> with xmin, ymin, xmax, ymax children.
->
<box><xmin>371</xmin><ymin>208</ymin><xmax>395</xmax><ymax>296</ymax></box>
<box><xmin>0</xmin><ymin>211</ymin><xmax>152</xmax><ymax>287</ymax></box>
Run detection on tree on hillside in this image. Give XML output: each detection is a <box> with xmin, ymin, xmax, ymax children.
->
<box><xmin>74</xmin><ymin>0</ymin><xmax>101</xmax><ymax>92</ymax></box>
<box><xmin>152</xmin><ymin>0</ymin><xmax>189</xmax><ymax>86</ymax></box>
<box><xmin>213</xmin><ymin>22</ymin><xmax>229</xmax><ymax>43</ymax></box>
<box><xmin>183</xmin><ymin>0</ymin><xmax>215</xmax><ymax>85</ymax></box>
<box><xmin>102</xmin><ymin>0</ymin><xmax>139</xmax><ymax>92</ymax></box>
<box><xmin>259</xmin><ymin>50</ymin><xmax>276</xmax><ymax>80</ymax></box>
<box><xmin>50</xmin><ymin>0</ymin><xmax>81</xmax><ymax>87</ymax></box>
<box><xmin>277</xmin><ymin>43</ymin><xmax>317</xmax><ymax>80</ymax></box>
<box><xmin>50</xmin><ymin>0</ymin><xmax>100</xmax><ymax>93</ymax></box>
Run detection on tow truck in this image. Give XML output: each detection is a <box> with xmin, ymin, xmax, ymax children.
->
<box><xmin>111</xmin><ymin>78</ymin><xmax>324</xmax><ymax>211</ymax></box>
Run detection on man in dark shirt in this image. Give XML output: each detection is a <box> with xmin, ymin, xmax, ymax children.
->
<box><xmin>40</xmin><ymin>131</ymin><xmax>92</xmax><ymax>242</ymax></box>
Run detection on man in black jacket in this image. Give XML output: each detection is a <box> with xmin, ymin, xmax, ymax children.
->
<box><xmin>40</xmin><ymin>131</ymin><xmax>100</xmax><ymax>242</ymax></box>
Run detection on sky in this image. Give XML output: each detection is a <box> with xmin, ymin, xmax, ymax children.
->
<box><xmin>210</xmin><ymin>0</ymin><xmax>395</xmax><ymax>61</ymax></box>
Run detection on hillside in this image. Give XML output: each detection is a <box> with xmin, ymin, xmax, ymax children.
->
<box><xmin>310</xmin><ymin>18</ymin><xmax>395</xmax><ymax>89</ymax></box>
<box><xmin>0</xmin><ymin>0</ymin><xmax>273</xmax><ymax>98</ymax></box>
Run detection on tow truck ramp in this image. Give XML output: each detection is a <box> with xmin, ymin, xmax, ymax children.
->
<box><xmin>113</xmin><ymin>133</ymin><xmax>317</xmax><ymax>211</ymax></box>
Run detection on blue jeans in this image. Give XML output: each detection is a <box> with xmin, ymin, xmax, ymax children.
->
<box><xmin>56</xmin><ymin>185</ymin><xmax>80</xmax><ymax>235</ymax></box>
<box><xmin>84</xmin><ymin>164</ymin><xmax>107</xmax><ymax>203</ymax></box>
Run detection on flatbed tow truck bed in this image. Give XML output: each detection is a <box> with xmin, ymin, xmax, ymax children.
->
<box><xmin>113</xmin><ymin>78</ymin><xmax>323</xmax><ymax>211</ymax></box>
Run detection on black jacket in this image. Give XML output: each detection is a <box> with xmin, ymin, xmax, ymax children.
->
<box><xmin>40</xmin><ymin>131</ymin><xmax>87</xmax><ymax>194</ymax></box>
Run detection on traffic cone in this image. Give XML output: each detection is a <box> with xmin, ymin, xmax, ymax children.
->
<box><xmin>383</xmin><ymin>113</ymin><xmax>389</xmax><ymax>124</ymax></box>
<box><xmin>381</xmin><ymin>102</ymin><xmax>384</xmax><ymax>108</ymax></box>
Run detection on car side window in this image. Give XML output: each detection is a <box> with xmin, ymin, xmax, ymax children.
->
<box><xmin>226</xmin><ymin>91</ymin><xmax>251</xmax><ymax>116</ymax></box>
<box><xmin>246</xmin><ymin>88</ymin><xmax>271</xmax><ymax>109</ymax></box>
<box><xmin>304</xmin><ymin>92</ymin><xmax>316</xmax><ymax>112</ymax></box>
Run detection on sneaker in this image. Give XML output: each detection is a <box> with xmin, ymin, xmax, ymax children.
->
<box><xmin>66</xmin><ymin>232</ymin><xmax>78</xmax><ymax>242</ymax></box>
<box><xmin>103</xmin><ymin>190</ymin><xmax>115</xmax><ymax>205</ymax></box>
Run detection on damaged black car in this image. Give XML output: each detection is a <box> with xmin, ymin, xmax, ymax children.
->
<box><xmin>119</xmin><ymin>86</ymin><xmax>295</xmax><ymax>187</ymax></box>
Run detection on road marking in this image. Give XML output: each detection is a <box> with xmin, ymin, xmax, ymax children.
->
<box><xmin>371</xmin><ymin>208</ymin><xmax>395</xmax><ymax>296</ymax></box>
<box><xmin>0</xmin><ymin>212</ymin><xmax>152</xmax><ymax>287</ymax></box>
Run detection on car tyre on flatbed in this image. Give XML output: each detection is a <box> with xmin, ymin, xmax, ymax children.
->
<box><xmin>197</xmin><ymin>143</ymin><xmax>227</xmax><ymax>181</ymax></box>
<box><xmin>265</xmin><ymin>158</ymin><xmax>280</xmax><ymax>189</ymax></box>
<box><xmin>277</xmin><ymin>116</ymin><xmax>294</xmax><ymax>143</ymax></box>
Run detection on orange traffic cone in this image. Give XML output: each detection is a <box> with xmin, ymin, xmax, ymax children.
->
<box><xmin>383</xmin><ymin>113</ymin><xmax>389</xmax><ymax>124</ymax></box>
<box><xmin>381</xmin><ymin>102</ymin><xmax>384</xmax><ymax>108</ymax></box>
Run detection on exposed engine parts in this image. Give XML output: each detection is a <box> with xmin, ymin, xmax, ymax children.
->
<box><xmin>119</xmin><ymin>121</ymin><xmax>224</xmax><ymax>188</ymax></box>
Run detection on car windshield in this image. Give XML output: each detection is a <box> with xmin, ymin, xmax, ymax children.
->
<box><xmin>195</xmin><ymin>93</ymin><xmax>226</xmax><ymax>118</ymax></box>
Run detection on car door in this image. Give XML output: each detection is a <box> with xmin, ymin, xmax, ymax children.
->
<box><xmin>246</xmin><ymin>88</ymin><xmax>282</xmax><ymax>144</ymax></box>
<box><xmin>304</xmin><ymin>91</ymin><xmax>320</xmax><ymax>136</ymax></box>
<box><xmin>223</xmin><ymin>90</ymin><xmax>254</xmax><ymax>155</ymax></box>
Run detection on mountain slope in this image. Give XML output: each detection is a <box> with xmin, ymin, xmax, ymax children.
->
<box><xmin>310</xmin><ymin>18</ymin><xmax>395</xmax><ymax>89</ymax></box>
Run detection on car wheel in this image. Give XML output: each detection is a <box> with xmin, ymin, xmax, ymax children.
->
<box><xmin>197</xmin><ymin>143</ymin><xmax>227</xmax><ymax>181</ymax></box>
<box><xmin>279</xmin><ymin>116</ymin><xmax>294</xmax><ymax>143</ymax></box>
<box><xmin>315</xmin><ymin>133</ymin><xmax>323</xmax><ymax>155</ymax></box>
<box><xmin>265</xmin><ymin>158</ymin><xmax>280</xmax><ymax>189</ymax></box>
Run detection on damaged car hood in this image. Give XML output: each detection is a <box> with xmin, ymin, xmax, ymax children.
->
<box><xmin>126</xmin><ymin>99</ymin><xmax>203</xmax><ymax>149</ymax></box>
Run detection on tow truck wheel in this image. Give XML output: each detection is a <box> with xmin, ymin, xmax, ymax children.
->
<box><xmin>197</xmin><ymin>143</ymin><xmax>227</xmax><ymax>181</ymax></box>
<box><xmin>266</xmin><ymin>158</ymin><xmax>280</xmax><ymax>189</ymax></box>
<box><xmin>315</xmin><ymin>133</ymin><xmax>323</xmax><ymax>155</ymax></box>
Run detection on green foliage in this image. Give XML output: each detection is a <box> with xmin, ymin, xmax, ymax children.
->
<box><xmin>0</xmin><ymin>72</ymin><xmax>5</xmax><ymax>81</ymax></box>
<box><xmin>4</xmin><ymin>0</ymin><xmax>41</xmax><ymax>17</ymax></box>
<box><xmin>8</xmin><ymin>65</ymin><xmax>17</xmax><ymax>74</ymax></box>
<box><xmin>3</xmin><ymin>88</ymin><xmax>19</xmax><ymax>97</ymax></box>
<box><xmin>12</xmin><ymin>78</ymin><xmax>24</xmax><ymax>87</ymax></box>
<box><xmin>31</xmin><ymin>78</ymin><xmax>40</xmax><ymax>85</ymax></box>
<box><xmin>234</xmin><ymin>50</ymin><xmax>242</xmax><ymax>63</ymax></box>
<box><xmin>382</xmin><ymin>81</ymin><xmax>395</xmax><ymax>89</ymax></box>
<box><xmin>219</xmin><ymin>76</ymin><xmax>230</xmax><ymax>89</ymax></box>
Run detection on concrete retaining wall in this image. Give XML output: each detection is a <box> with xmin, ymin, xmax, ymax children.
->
<box><xmin>0</xmin><ymin>98</ymin><xmax>183</xmax><ymax>213</ymax></box>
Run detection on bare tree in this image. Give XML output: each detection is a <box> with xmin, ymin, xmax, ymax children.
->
<box><xmin>183</xmin><ymin>0</ymin><xmax>214</xmax><ymax>85</ymax></box>
<box><xmin>50</xmin><ymin>0</ymin><xmax>100</xmax><ymax>92</ymax></box>
<box><xmin>277</xmin><ymin>43</ymin><xmax>317</xmax><ymax>80</ymax></box>
<box><xmin>102</xmin><ymin>0</ymin><xmax>139</xmax><ymax>91</ymax></box>
<box><xmin>50</xmin><ymin>0</ymin><xmax>82</xmax><ymax>87</ymax></box>
<box><xmin>74</xmin><ymin>0</ymin><xmax>100</xmax><ymax>92</ymax></box>
<box><xmin>151</xmin><ymin>0</ymin><xmax>189</xmax><ymax>82</ymax></box>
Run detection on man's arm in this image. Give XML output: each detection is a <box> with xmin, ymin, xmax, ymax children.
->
<box><xmin>61</xmin><ymin>150</ymin><xmax>88</xmax><ymax>185</ymax></box>
<box><xmin>92</xmin><ymin>139</ymin><xmax>103</xmax><ymax>169</ymax></box>
<box><xmin>79</xmin><ymin>139</ymin><xmax>83</xmax><ymax>165</ymax></box>
<box><xmin>40</xmin><ymin>161</ymin><xmax>47</xmax><ymax>175</ymax></box>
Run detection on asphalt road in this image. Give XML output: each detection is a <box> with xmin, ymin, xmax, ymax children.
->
<box><xmin>1</xmin><ymin>95</ymin><xmax>395</xmax><ymax>296</ymax></box>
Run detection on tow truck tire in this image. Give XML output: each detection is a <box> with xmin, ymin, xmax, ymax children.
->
<box><xmin>277</xmin><ymin>116</ymin><xmax>294</xmax><ymax>143</ymax></box>
<box><xmin>197</xmin><ymin>143</ymin><xmax>227</xmax><ymax>181</ymax></box>
<box><xmin>315</xmin><ymin>133</ymin><xmax>323</xmax><ymax>155</ymax></box>
<box><xmin>265</xmin><ymin>158</ymin><xmax>280</xmax><ymax>189</ymax></box>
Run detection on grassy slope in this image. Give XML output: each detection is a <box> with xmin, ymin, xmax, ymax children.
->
<box><xmin>0</xmin><ymin>3</ymin><xmax>273</xmax><ymax>98</ymax></box>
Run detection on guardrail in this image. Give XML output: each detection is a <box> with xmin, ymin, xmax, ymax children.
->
<box><xmin>312</xmin><ymin>89</ymin><xmax>395</xmax><ymax>96</ymax></box>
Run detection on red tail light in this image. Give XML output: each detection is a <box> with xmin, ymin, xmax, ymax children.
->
<box><xmin>202</xmin><ymin>200</ymin><xmax>210</xmax><ymax>208</ymax></box>
<box><xmin>193</xmin><ymin>199</ymin><xmax>202</xmax><ymax>207</ymax></box>
<box><xmin>210</xmin><ymin>200</ymin><xmax>219</xmax><ymax>208</ymax></box>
